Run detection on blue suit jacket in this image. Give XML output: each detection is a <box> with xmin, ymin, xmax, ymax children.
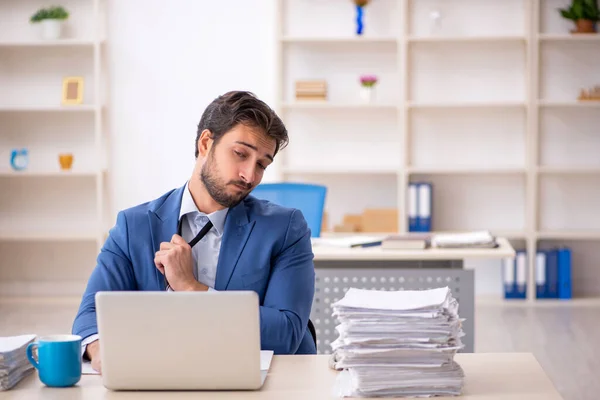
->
<box><xmin>72</xmin><ymin>184</ymin><xmax>317</xmax><ymax>355</ymax></box>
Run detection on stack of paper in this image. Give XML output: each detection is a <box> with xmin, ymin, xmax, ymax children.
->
<box><xmin>0</xmin><ymin>335</ymin><xmax>36</xmax><ymax>391</ymax></box>
<box><xmin>431</xmin><ymin>231</ymin><xmax>497</xmax><ymax>249</ymax></box>
<box><xmin>331</xmin><ymin>287</ymin><xmax>465</xmax><ymax>398</ymax></box>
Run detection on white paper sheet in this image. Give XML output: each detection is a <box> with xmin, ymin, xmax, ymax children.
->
<box><xmin>333</xmin><ymin>287</ymin><xmax>450</xmax><ymax>311</ymax></box>
<box><xmin>0</xmin><ymin>335</ymin><xmax>36</xmax><ymax>354</ymax></box>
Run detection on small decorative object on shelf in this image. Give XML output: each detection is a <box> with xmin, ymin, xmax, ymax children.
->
<box><xmin>62</xmin><ymin>77</ymin><xmax>84</xmax><ymax>105</ymax></box>
<box><xmin>295</xmin><ymin>80</ymin><xmax>327</xmax><ymax>101</ymax></box>
<box><xmin>558</xmin><ymin>0</ymin><xmax>600</xmax><ymax>34</ymax></box>
<box><xmin>59</xmin><ymin>153</ymin><xmax>74</xmax><ymax>171</ymax></box>
<box><xmin>359</xmin><ymin>74</ymin><xmax>378</xmax><ymax>103</ymax></box>
<box><xmin>10</xmin><ymin>148</ymin><xmax>29</xmax><ymax>172</ymax></box>
<box><xmin>578</xmin><ymin>85</ymin><xmax>600</xmax><ymax>101</ymax></box>
<box><xmin>30</xmin><ymin>6</ymin><xmax>69</xmax><ymax>40</ymax></box>
<box><xmin>353</xmin><ymin>0</ymin><xmax>370</xmax><ymax>35</ymax></box>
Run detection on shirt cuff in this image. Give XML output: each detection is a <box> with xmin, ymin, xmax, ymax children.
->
<box><xmin>81</xmin><ymin>334</ymin><xmax>99</xmax><ymax>360</ymax></box>
<box><xmin>208</xmin><ymin>287</ymin><xmax>217</xmax><ymax>292</ymax></box>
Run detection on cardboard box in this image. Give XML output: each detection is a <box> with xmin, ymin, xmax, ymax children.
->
<box><xmin>361</xmin><ymin>208</ymin><xmax>398</xmax><ymax>233</ymax></box>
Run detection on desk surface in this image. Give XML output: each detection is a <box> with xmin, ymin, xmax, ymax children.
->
<box><xmin>313</xmin><ymin>237</ymin><xmax>515</xmax><ymax>261</ymax></box>
<box><xmin>2</xmin><ymin>353</ymin><xmax>562</xmax><ymax>399</ymax></box>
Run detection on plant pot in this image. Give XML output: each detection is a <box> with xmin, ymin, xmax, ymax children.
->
<box><xmin>573</xmin><ymin>19</ymin><xmax>597</xmax><ymax>34</ymax></box>
<box><xmin>59</xmin><ymin>153</ymin><xmax>74</xmax><ymax>170</ymax></box>
<box><xmin>40</xmin><ymin>19</ymin><xmax>62</xmax><ymax>40</ymax></box>
<box><xmin>360</xmin><ymin>86</ymin><xmax>376</xmax><ymax>103</ymax></box>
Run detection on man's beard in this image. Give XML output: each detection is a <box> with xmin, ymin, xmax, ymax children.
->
<box><xmin>200</xmin><ymin>152</ymin><xmax>252</xmax><ymax>208</ymax></box>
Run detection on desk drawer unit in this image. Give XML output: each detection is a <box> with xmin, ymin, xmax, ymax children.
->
<box><xmin>311</xmin><ymin>261</ymin><xmax>474</xmax><ymax>354</ymax></box>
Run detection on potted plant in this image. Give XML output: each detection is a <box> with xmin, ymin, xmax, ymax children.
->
<box><xmin>359</xmin><ymin>75</ymin><xmax>378</xmax><ymax>103</ymax></box>
<box><xmin>30</xmin><ymin>6</ymin><xmax>69</xmax><ymax>40</ymax></box>
<box><xmin>559</xmin><ymin>0</ymin><xmax>600</xmax><ymax>34</ymax></box>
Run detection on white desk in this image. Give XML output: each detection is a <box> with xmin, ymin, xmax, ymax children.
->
<box><xmin>309</xmin><ymin>237</ymin><xmax>515</xmax><ymax>353</ymax></box>
<box><xmin>1</xmin><ymin>353</ymin><xmax>563</xmax><ymax>399</ymax></box>
<box><xmin>312</xmin><ymin>237</ymin><xmax>515</xmax><ymax>261</ymax></box>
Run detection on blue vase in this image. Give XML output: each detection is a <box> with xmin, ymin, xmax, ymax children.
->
<box><xmin>355</xmin><ymin>5</ymin><xmax>364</xmax><ymax>35</ymax></box>
<box><xmin>10</xmin><ymin>148</ymin><xmax>28</xmax><ymax>171</ymax></box>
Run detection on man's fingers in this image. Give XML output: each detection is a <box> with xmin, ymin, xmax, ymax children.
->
<box><xmin>160</xmin><ymin>242</ymin><xmax>174</xmax><ymax>251</ymax></box>
<box><xmin>91</xmin><ymin>358</ymin><xmax>102</xmax><ymax>375</ymax></box>
<box><xmin>154</xmin><ymin>254</ymin><xmax>166</xmax><ymax>275</ymax></box>
<box><xmin>171</xmin><ymin>234</ymin><xmax>187</xmax><ymax>246</ymax></box>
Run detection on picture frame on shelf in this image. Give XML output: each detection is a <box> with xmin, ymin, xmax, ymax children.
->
<box><xmin>62</xmin><ymin>77</ymin><xmax>84</xmax><ymax>105</ymax></box>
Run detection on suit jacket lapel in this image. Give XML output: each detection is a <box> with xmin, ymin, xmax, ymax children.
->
<box><xmin>215</xmin><ymin>201</ymin><xmax>255</xmax><ymax>290</ymax></box>
<box><xmin>148</xmin><ymin>185</ymin><xmax>185</xmax><ymax>290</ymax></box>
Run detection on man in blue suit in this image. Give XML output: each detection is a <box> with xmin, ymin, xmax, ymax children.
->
<box><xmin>72</xmin><ymin>91</ymin><xmax>316</xmax><ymax>373</ymax></box>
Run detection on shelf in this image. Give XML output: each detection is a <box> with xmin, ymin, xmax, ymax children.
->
<box><xmin>537</xmin><ymin>231</ymin><xmax>600</xmax><ymax>240</ymax></box>
<box><xmin>407</xmin><ymin>101</ymin><xmax>526</xmax><ymax>110</ymax></box>
<box><xmin>283</xmin><ymin>166</ymin><xmax>399</xmax><ymax>175</ymax></box>
<box><xmin>0</xmin><ymin>39</ymin><xmax>101</xmax><ymax>48</ymax></box>
<box><xmin>281</xmin><ymin>36</ymin><xmax>397</xmax><ymax>44</ymax></box>
<box><xmin>539</xmin><ymin>34</ymin><xmax>600</xmax><ymax>42</ymax></box>
<box><xmin>0</xmin><ymin>170</ymin><xmax>100</xmax><ymax>178</ymax></box>
<box><xmin>282</xmin><ymin>102</ymin><xmax>398</xmax><ymax>111</ymax></box>
<box><xmin>538</xmin><ymin>166</ymin><xmax>600</xmax><ymax>175</ymax></box>
<box><xmin>0</xmin><ymin>105</ymin><xmax>99</xmax><ymax>113</ymax></box>
<box><xmin>409</xmin><ymin>167</ymin><xmax>526</xmax><ymax>175</ymax></box>
<box><xmin>539</xmin><ymin>100</ymin><xmax>600</xmax><ymax>108</ymax></box>
<box><xmin>0</xmin><ymin>231</ymin><xmax>99</xmax><ymax>242</ymax></box>
<box><xmin>408</xmin><ymin>35</ymin><xmax>526</xmax><ymax>43</ymax></box>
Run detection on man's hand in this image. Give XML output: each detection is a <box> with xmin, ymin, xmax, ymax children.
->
<box><xmin>86</xmin><ymin>340</ymin><xmax>102</xmax><ymax>374</ymax></box>
<box><xmin>154</xmin><ymin>234</ymin><xmax>208</xmax><ymax>292</ymax></box>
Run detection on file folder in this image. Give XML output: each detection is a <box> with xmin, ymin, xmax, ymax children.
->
<box><xmin>557</xmin><ymin>247</ymin><xmax>572</xmax><ymax>300</ymax></box>
<box><xmin>408</xmin><ymin>183</ymin><xmax>418</xmax><ymax>232</ymax></box>
<box><xmin>416</xmin><ymin>182</ymin><xmax>432</xmax><ymax>232</ymax></box>
<box><xmin>535</xmin><ymin>251</ymin><xmax>547</xmax><ymax>299</ymax></box>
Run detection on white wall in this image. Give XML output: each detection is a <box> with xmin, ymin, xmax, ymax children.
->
<box><xmin>106</xmin><ymin>0</ymin><xmax>279</xmax><ymax>219</ymax></box>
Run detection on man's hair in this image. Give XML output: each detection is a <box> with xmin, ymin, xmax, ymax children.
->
<box><xmin>195</xmin><ymin>91</ymin><xmax>289</xmax><ymax>158</ymax></box>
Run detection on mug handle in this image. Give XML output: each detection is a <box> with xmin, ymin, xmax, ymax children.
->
<box><xmin>26</xmin><ymin>343</ymin><xmax>40</xmax><ymax>370</ymax></box>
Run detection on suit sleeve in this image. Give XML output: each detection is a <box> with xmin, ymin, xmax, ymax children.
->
<box><xmin>259</xmin><ymin>209</ymin><xmax>315</xmax><ymax>354</ymax></box>
<box><xmin>72</xmin><ymin>211</ymin><xmax>137</xmax><ymax>341</ymax></box>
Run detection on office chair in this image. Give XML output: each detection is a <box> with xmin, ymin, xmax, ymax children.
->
<box><xmin>251</xmin><ymin>183</ymin><xmax>323</xmax><ymax>350</ymax></box>
<box><xmin>307</xmin><ymin>319</ymin><xmax>317</xmax><ymax>348</ymax></box>
<box><xmin>250</xmin><ymin>182</ymin><xmax>327</xmax><ymax>238</ymax></box>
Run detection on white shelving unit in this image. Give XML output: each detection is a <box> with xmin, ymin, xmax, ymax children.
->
<box><xmin>0</xmin><ymin>0</ymin><xmax>107</xmax><ymax>296</ymax></box>
<box><xmin>275</xmin><ymin>0</ymin><xmax>600</xmax><ymax>300</ymax></box>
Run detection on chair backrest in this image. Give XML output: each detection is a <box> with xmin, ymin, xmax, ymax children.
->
<box><xmin>250</xmin><ymin>182</ymin><xmax>327</xmax><ymax>237</ymax></box>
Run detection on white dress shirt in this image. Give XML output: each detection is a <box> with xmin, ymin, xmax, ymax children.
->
<box><xmin>82</xmin><ymin>182</ymin><xmax>229</xmax><ymax>357</ymax></box>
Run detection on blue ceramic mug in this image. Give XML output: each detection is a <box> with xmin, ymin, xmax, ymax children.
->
<box><xmin>26</xmin><ymin>334</ymin><xmax>82</xmax><ymax>387</ymax></box>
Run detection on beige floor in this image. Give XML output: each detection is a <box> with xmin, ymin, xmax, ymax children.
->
<box><xmin>1</xmin><ymin>296</ymin><xmax>598</xmax><ymax>400</ymax></box>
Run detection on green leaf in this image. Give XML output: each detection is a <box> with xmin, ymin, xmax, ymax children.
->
<box><xmin>30</xmin><ymin>6</ymin><xmax>69</xmax><ymax>22</ymax></box>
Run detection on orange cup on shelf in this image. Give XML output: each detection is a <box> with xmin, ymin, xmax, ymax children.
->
<box><xmin>59</xmin><ymin>153</ymin><xmax>74</xmax><ymax>170</ymax></box>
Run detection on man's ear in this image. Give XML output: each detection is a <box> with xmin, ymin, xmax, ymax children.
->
<box><xmin>198</xmin><ymin>129</ymin><xmax>214</xmax><ymax>157</ymax></box>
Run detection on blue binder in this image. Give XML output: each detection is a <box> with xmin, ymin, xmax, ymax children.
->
<box><xmin>416</xmin><ymin>182</ymin><xmax>432</xmax><ymax>232</ymax></box>
<box><xmin>408</xmin><ymin>183</ymin><xmax>418</xmax><ymax>232</ymax></box>
<box><xmin>502</xmin><ymin>256</ymin><xmax>516</xmax><ymax>299</ymax></box>
<box><xmin>503</xmin><ymin>250</ymin><xmax>526</xmax><ymax>299</ymax></box>
<box><xmin>545</xmin><ymin>249</ymin><xmax>559</xmax><ymax>298</ymax></box>
<box><xmin>514</xmin><ymin>250</ymin><xmax>527</xmax><ymax>299</ymax></box>
<box><xmin>557</xmin><ymin>247</ymin><xmax>572</xmax><ymax>300</ymax></box>
<box><xmin>535</xmin><ymin>250</ymin><xmax>547</xmax><ymax>299</ymax></box>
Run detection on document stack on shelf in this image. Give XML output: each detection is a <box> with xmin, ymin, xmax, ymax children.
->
<box><xmin>430</xmin><ymin>231</ymin><xmax>497</xmax><ymax>249</ymax></box>
<box><xmin>0</xmin><ymin>334</ymin><xmax>36</xmax><ymax>391</ymax></box>
<box><xmin>330</xmin><ymin>287</ymin><xmax>465</xmax><ymax>398</ymax></box>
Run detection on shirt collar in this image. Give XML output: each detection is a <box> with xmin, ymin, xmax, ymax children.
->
<box><xmin>179</xmin><ymin>181</ymin><xmax>228</xmax><ymax>235</ymax></box>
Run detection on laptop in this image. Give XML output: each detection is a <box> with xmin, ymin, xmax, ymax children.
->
<box><xmin>95</xmin><ymin>290</ymin><xmax>267</xmax><ymax>391</ymax></box>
